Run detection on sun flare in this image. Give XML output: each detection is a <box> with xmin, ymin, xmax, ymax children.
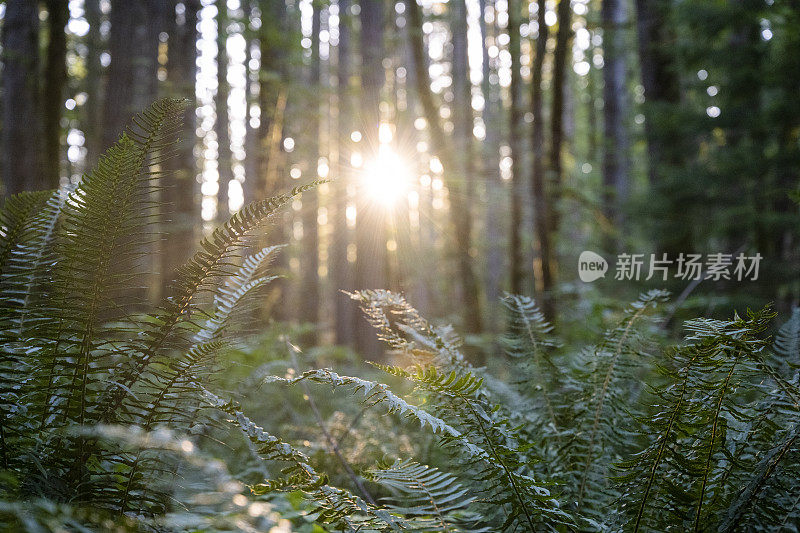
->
<box><xmin>361</xmin><ymin>145</ymin><xmax>412</xmax><ymax>207</ymax></box>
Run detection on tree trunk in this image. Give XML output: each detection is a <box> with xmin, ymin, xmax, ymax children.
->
<box><xmin>355</xmin><ymin>0</ymin><xmax>388</xmax><ymax>357</ymax></box>
<box><xmin>242</xmin><ymin>0</ymin><xmax>258</xmax><ymax>205</ymax></box>
<box><xmin>404</xmin><ymin>0</ymin><xmax>483</xmax><ymax>333</ymax></box>
<box><xmin>546</xmin><ymin>0</ymin><xmax>572</xmax><ymax>297</ymax></box>
<box><xmin>83</xmin><ymin>0</ymin><xmax>104</xmax><ymax>167</ymax></box>
<box><xmin>449</xmin><ymin>0</ymin><xmax>482</xmax><ymax>333</ymax></box>
<box><xmin>1</xmin><ymin>0</ymin><xmax>42</xmax><ymax>196</ymax></box>
<box><xmin>634</xmin><ymin>0</ymin><xmax>679</xmax><ymax>187</ymax></box>
<box><xmin>162</xmin><ymin>0</ymin><xmax>200</xmax><ymax>287</ymax></box>
<box><xmin>102</xmin><ymin>0</ymin><xmax>161</xmax><ymax>151</ymax></box>
<box><xmin>331</xmin><ymin>0</ymin><xmax>355</xmax><ymax>346</ymax></box>
<box><xmin>42</xmin><ymin>0</ymin><xmax>69</xmax><ymax>189</ymax></box>
<box><xmin>601</xmin><ymin>0</ymin><xmax>630</xmax><ymax>244</ymax></box>
<box><xmin>258</xmin><ymin>0</ymin><xmax>290</xmax><ymax>319</ymax></box>
<box><xmin>300</xmin><ymin>3</ymin><xmax>321</xmax><ymax>343</ymax></box>
<box><xmin>480</xmin><ymin>0</ymin><xmax>504</xmax><ymax>330</ymax></box>
<box><xmin>508</xmin><ymin>0</ymin><xmax>525</xmax><ymax>295</ymax></box>
<box><xmin>530</xmin><ymin>0</ymin><xmax>554</xmax><ymax>319</ymax></box>
<box><xmin>215</xmin><ymin>0</ymin><xmax>232</xmax><ymax>221</ymax></box>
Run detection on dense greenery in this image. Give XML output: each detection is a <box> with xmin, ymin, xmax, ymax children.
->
<box><xmin>0</xmin><ymin>100</ymin><xmax>798</xmax><ymax>531</ymax></box>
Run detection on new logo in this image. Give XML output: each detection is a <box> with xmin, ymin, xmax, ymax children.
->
<box><xmin>578</xmin><ymin>251</ymin><xmax>608</xmax><ymax>282</ymax></box>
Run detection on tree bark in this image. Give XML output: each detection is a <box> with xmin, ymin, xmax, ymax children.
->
<box><xmin>449</xmin><ymin>0</ymin><xmax>483</xmax><ymax>333</ymax></box>
<box><xmin>479</xmin><ymin>0</ymin><xmax>504</xmax><ymax>330</ymax></box>
<box><xmin>162</xmin><ymin>0</ymin><xmax>200</xmax><ymax>287</ymax></box>
<box><xmin>634</xmin><ymin>0</ymin><xmax>679</xmax><ymax>188</ymax></box>
<box><xmin>83</xmin><ymin>0</ymin><xmax>104</xmax><ymax>167</ymax></box>
<box><xmin>102</xmin><ymin>0</ymin><xmax>161</xmax><ymax>151</ymax></box>
<box><xmin>102</xmin><ymin>0</ymin><xmax>162</xmax><ymax>303</ymax></box>
<box><xmin>258</xmin><ymin>0</ymin><xmax>291</xmax><ymax>319</ymax></box>
<box><xmin>601</xmin><ymin>0</ymin><xmax>630</xmax><ymax>244</ymax></box>
<box><xmin>355</xmin><ymin>0</ymin><xmax>388</xmax><ymax>357</ymax></box>
<box><xmin>405</xmin><ymin>0</ymin><xmax>483</xmax><ymax>332</ymax></box>
<box><xmin>331</xmin><ymin>0</ymin><xmax>355</xmax><ymax>346</ymax></box>
<box><xmin>42</xmin><ymin>0</ymin><xmax>69</xmax><ymax>189</ymax></box>
<box><xmin>215</xmin><ymin>0</ymin><xmax>232</xmax><ymax>221</ymax></box>
<box><xmin>1</xmin><ymin>0</ymin><xmax>42</xmax><ymax>196</ymax></box>
<box><xmin>242</xmin><ymin>0</ymin><xmax>257</xmax><ymax>205</ymax></box>
<box><xmin>508</xmin><ymin>0</ymin><xmax>525</xmax><ymax>295</ymax></box>
<box><xmin>300</xmin><ymin>2</ymin><xmax>321</xmax><ymax>343</ymax></box>
<box><xmin>545</xmin><ymin>0</ymin><xmax>572</xmax><ymax>300</ymax></box>
<box><xmin>530</xmin><ymin>0</ymin><xmax>554</xmax><ymax>319</ymax></box>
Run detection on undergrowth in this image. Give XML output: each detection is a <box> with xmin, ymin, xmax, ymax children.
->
<box><xmin>1</xmin><ymin>100</ymin><xmax>798</xmax><ymax>532</ymax></box>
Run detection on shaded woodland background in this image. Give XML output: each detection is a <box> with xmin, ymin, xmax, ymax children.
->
<box><xmin>1</xmin><ymin>0</ymin><xmax>799</xmax><ymax>351</ymax></box>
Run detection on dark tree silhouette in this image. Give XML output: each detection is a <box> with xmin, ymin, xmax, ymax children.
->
<box><xmin>1</xmin><ymin>0</ymin><xmax>42</xmax><ymax>196</ymax></box>
<box><xmin>42</xmin><ymin>0</ymin><xmax>69</xmax><ymax>189</ymax></box>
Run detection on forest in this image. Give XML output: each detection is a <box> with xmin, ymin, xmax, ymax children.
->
<box><xmin>0</xmin><ymin>0</ymin><xmax>799</xmax><ymax>531</ymax></box>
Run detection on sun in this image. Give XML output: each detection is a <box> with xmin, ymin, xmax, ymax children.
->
<box><xmin>361</xmin><ymin>145</ymin><xmax>411</xmax><ymax>207</ymax></box>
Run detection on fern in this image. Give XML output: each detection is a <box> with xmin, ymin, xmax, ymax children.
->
<box><xmin>500</xmin><ymin>293</ymin><xmax>564</xmax><ymax>476</ymax></box>
<box><xmin>3</xmin><ymin>100</ymin><xmax>800</xmax><ymax>532</ymax></box>
<box><xmin>615</xmin><ymin>308</ymin><xmax>780</xmax><ymax>531</ymax></box>
<box><xmin>364</xmin><ymin>458</ymin><xmax>487</xmax><ymax>532</ymax></box>
<box><xmin>0</xmin><ymin>99</ymin><xmax>316</xmax><ymax>520</ymax></box>
<box><xmin>0</xmin><ymin>191</ymin><xmax>52</xmax><ymax>272</ymax></box>
<box><xmin>344</xmin><ymin>290</ymin><xmax>574</xmax><ymax>530</ymax></box>
<box><xmin>772</xmin><ymin>307</ymin><xmax>800</xmax><ymax>376</ymax></box>
<box><xmin>203</xmin><ymin>388</ymin><xmax>410</xmax><ymax>531</ymax></box>
<box><xmin>561</xmin><ymin>289</ymin><xmax>669</xmax><ymax>521</ymax></box>
<box><xmin>265</xmin><ymin>368</ymin><xmax>469</xmax><ymax>441</ymax></box>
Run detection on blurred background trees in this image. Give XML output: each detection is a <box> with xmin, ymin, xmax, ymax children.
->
<box><xmin>0</xmin><ymin>0</ymin><xmax>798</xmax><ymax>350</ymax></box>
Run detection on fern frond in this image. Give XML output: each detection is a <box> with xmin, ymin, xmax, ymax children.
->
<box><xmin>347</xmin><ymin>289</ymin><xmax>575</xmax><ymax>530</ymax></box>
<box><xmin>265</xmin><ymin>368</ymin><xmax>467</xmax><ymax>440</ymax></box>
<box><xmin>53</xmin><ymin>98</ymin><xmax>186</xmax><ymax>429</ymax></box>
<box><xmin>501</xmin><ymin>293</ymin><xmax>562</xmax><ymax>433</ymax></box>
<box><xmin>0</xmin><ymin>187</ymin><xmax>71</xmax><ymax>337</ymax></box>
<box><xmin>365</xmin><ymin>458</ymin><xmax>487</xmax><ymax>532</ymax></box>
<box><xmin>203</xmin><ymin>388</ymin><xmax>408</xmax><ymax>531</ymax></box>
<box><xmin>0</xmin><ymin>190</ymin><xmax>52</xmax><ymax>274</ymax></box>
<box><xmin>347</xmin><ymin>289</ymin><xmax>465</xmax><ymax>366</ymax></box>
<box><xmin>719</xmin><ymin>424</ymin><xmax>800</xmax><ymax>532</ymax></box>
<box><xmin>193</xmin><ymin>244</ymin><xmax>282</xmax><ymax>345</ymax></box>
<box><xmin>376</xmin><ymin>363</ymin><xmax>569</xmax><ymax>531</ymax></box>
<box><xmin>772</xmin><ymin>307</ymin><xmax>800</xmax><ymax>375</ymax></box>
<box><xmin>100</xmin><ymin>182</ymin><xmax>322</xmax><ymax>421</ymax></box>
<box><xmin>615</xmin><ymin>307</ymin><xmax>776</xmax><ymax>531</ymax></box>
<box><xmin>566</xmin><ymin>290</ymin><xmax>669</xmax><ymax>518</ymax></box>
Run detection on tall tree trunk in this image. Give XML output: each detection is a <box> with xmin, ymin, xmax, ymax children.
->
<box><xmin>405</xmin><ymin>0</ymin><xmax>483</xmax><ymax>332</ymax></box>
<box><xmin>480</xmin><ymin>0</ymin><xmax>504</xmax><ymax>330</ymax></box>
<box><xmin>42</xmin><ymin>0</ymin><xmax>69</xmax><ymax>189</ymax></box>
<box><xmin>331</xmin><ymin>0</ymin><xmax>355</xmax><ymax>346</ymax></box>
<box><xmin>258</xmin><ymin>0</ymin><xmax>290</xmax><ymax>319</ymax></box>
<box><xmin>83</xmin><ymin>0</ymin><xmax>104</xmax><ymax>167</ymax></box>
<box><xmin>508</xmin><ymin>0</ymin><xmax>525</xmax><ymax>295</ymax></box>
<box><xmin>450</xmin><ymin>0</ymin><xmax>482</xmax><ymax>333</ymax></box>
<box><xmin>215</xmin><ymin>0</ymin><xmax>232</xmax><ymax>221</ymax></box>
<box><xmin>546</xmin><ymin>0</ymin><xmax>572</xmax><ymax>298</ymax></box>
<box><xmin>162</xmin><ymin>0</ymin><xmax>200</xmax><ymax>286</ymax></box>
<box><xmin>300</xmin><ymin>3</ymin><xmax>321</xmax><ymax>343</ymax></box>
<box><xmin>102</xmin><ymin>0</ymin><xmax>161</xmax><ymax>150</ymax></box>
<box><xmin>355</xmin><ymin>0</ymin><xmax>388</xmax><ymax>357</ymax></box>
<box><xmin>634</xmin><ymin>0</ymin><xmax>679</xmax><ymax>187</ymax></box>
<box><xmin>242</xmin><ymin>0</ymin><xmax>258</xmax><ymax>205</ymax></box>
<box><xmin>530</xmin><ymin>0</ymin><xmax>554</xmax><ymax>319</ymax></box>
<box><xmin>1</xmin><ymin>0</ymin><xmax>42</xmax><ymax>196</ymax></box>
<box><xmin>601</xmin><ymin>0</ymin><xmax>630</xmax><ymax>244</ymax></box>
